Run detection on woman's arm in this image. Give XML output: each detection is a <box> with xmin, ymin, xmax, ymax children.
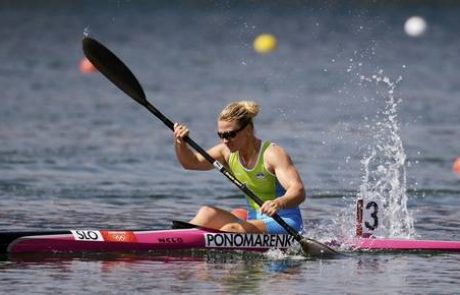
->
<box><xmin>260</xmin><ymin>144</ymin><xmax>306</xmax><ymax>216</ymax></box>
<box><xmin>174</xmin><ymin>123</ymin><xmax>228</xmax><ymax>171</ymax></box>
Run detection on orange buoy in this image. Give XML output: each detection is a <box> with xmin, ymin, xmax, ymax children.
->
<box><xmin>231</xmin><ymin>208</ymin><xmax>248</xmax><ymax>221</ymax></box>
<box><xmin>79</xmin><ymin>57</ymin><xmax>97</xmax><ymax>74</ymax></box>
<box><xmin>453</xmin><ymin>157</ymin><xmax>460</xmax><ymax>175</ymax></box>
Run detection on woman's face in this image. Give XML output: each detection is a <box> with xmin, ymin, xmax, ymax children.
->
<box><xmin>217</xmin><ymin>120</ymin><xmax>249</xmax><ymax>152</ymax></box>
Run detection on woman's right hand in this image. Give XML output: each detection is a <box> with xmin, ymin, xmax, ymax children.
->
<box><xmin>174</xmin><ymin>123</ymin><xmax>189</xmax><ymax>144</ymax></box>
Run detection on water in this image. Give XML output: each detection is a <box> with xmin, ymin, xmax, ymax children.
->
<box><xmin>1</xmin><ymin>1</ymin><xmax>460</xmax><ymax>294</ymax></box>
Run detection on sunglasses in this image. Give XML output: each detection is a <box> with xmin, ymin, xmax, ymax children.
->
<box><xmin>217</xmin><ymin>122</ymin><xmax>249</xmax><ymax>140</ymax></box>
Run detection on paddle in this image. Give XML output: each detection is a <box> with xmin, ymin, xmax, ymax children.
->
<box><xmin>82</xmin><ymin>37</ymin><xmax>338</xmax><ymax>257</ymax></box>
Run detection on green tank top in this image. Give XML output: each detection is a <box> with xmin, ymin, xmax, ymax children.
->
<box><xmin>228</xmin><ymin>141</ymin><xmax>286</xmax><ymax>210</ymax></box>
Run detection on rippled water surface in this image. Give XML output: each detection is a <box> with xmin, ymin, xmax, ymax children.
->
<box><xmin>1</xmin><ymin>1</ymin><xmax>459</xmax><ymax>294</ymax></box>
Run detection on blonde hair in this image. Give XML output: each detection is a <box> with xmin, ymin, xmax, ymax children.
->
<box><xmin>218</xmin><ymin>101</ymin><xmax>260</xmax><ymax>126</ymax></box>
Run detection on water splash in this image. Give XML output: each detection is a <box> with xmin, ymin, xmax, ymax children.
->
<box><xmin>357</xmin><ymin>73</ymin><xmax>415</xmax><ymax>238</ymax></box>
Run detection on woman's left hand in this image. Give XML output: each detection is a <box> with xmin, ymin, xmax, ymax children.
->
<box><xmin>260</xmin><ymin>199</ymin><xmax>283</xmax><ymax>217</ymax></box>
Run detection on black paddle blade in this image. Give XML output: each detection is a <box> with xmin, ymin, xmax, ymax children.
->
<box><xmin>299</xmin><ymin>238</ymin><xmax>339</xmax><ymax>258</ymax></box>
<box><xmin>82</xmin><ymin>37</ymin><xmax>147</xmax><ymax>106</ymax></box>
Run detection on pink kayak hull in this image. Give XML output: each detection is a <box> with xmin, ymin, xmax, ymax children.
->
<box><xmin>345</xmin><ymin>237</ymin><xmax>460</xmax><ymax>252</ymax></box>
<box><xmin>4</xmin><ymin>227</ymin><xmax>460</xmax><ymax>254</ymax></box>
<box><xmin>5</xmin><ymin>228</ymin><xmax>297</xmax><ymax>254</ymax></box>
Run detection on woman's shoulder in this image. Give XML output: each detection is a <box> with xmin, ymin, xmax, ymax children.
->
<box><xmin>263</xmin><ymin>141</ymin><xmax>292</xmax><ymax>166</ymax></box>
<box><xmin>264</xmin><ymin>141</ymin><xmax>286</xmax><ymax>156</ymax></box>
<box><xmin>209</xmin><ymin>142</ymin><xmax>231</xmax><ymax>161</ymax></box>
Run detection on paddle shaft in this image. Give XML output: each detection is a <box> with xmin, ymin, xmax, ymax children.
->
<box><xmin>142</xmin><ymin>100</ymin><xmax>304</xmax><ymax>242</ymax></box>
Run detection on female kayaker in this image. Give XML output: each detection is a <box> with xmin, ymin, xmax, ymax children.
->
<box><xmin>173</xmin><ymin>101</ymin><xmax>305</xmax><ymax>234</ymax></box>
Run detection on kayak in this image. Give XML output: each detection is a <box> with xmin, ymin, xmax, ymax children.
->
<box><xmin>2</xmin><ymin>222</ymin><xmax>460</xmax><ymax>255</ymax></box>
<box><xmin>1</xmin><ymin>226</ymin><xmax>296</xmax><ymax>255</ymax></box>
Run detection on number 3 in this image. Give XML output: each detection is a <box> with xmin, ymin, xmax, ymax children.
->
<box><xmin>365</xmin><ymin>201</ymin><xmax>379</xmax><ymax>230</ymax></box>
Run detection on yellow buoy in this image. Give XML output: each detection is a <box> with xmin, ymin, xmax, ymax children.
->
<box><xmin>253</xmin><ymin>33</ymin><xmax>277</xmax><ymax>54</ymax></box>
